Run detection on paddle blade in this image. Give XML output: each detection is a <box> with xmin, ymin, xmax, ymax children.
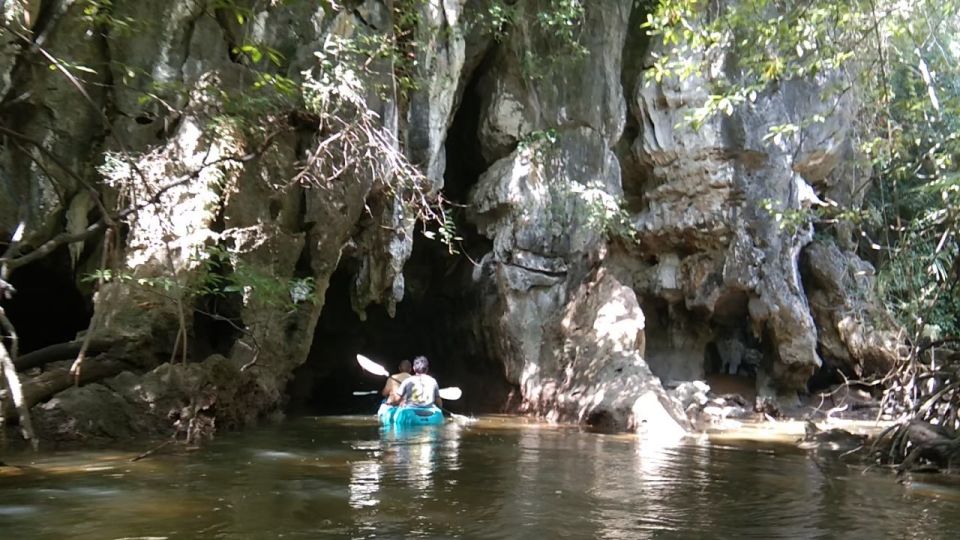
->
<box><xmin>356</xmin><ymin>354</ymin><xmax>390</xmax><ymax>377</ymax></box>
<box><xmin>438</xmin><ymin>387</ymin><xmax>462</xmax><ymax>401</ymax></box>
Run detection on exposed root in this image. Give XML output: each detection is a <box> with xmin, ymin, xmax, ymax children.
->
<box><xmin>870</xmin><ymin>344</ymin><xmax>960</xmax><ymax>473</ymax></box>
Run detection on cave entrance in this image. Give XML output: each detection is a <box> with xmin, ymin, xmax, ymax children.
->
<box><xmin>1</xmin><ymin>244</ymin><xmax>92</xmax><ymax>355</ymax></box>
<box><xmin>287</xmin><ymin>61</ymin><xmax>512</xmax><ymax>416</ymax></box>
<box><xmin>702</xmin><ymin>290</ymin><xmax>761</xmax><ymax>378</ymax></box>
<box><xmin>287</xmin><ymin>233</ymin><xmax>510</xmax><ymax>416</ymax></box>
<box><xmin>642</xmin><ymin>290</ymin><xmax>762</xmax><ymax>384</ymax></box>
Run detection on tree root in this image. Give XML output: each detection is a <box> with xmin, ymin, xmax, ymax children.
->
<box><xmin>14</xmin><ymin>339</ymin><xmax>115</xmax><ymax>372</ymax></box>
<box><xmin>1</xmin><ymin>358</ymin><xmax>128</xmax><ymax>422</ymax></box>
<box><xmin>872</xmin><ymin>418</ymin><xmax>960</xmax><ymax>474</ymax></box>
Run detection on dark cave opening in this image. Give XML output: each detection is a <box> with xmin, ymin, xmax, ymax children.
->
<box><xmin>285</xmin><ymin>67</ymin><xmax>513</xmax><ymax>417</ymax></box>
<box><xmin>191</xmin><ymin>285</ymin><xmax>244</xmax><ymax>362</ymax></box>
<box><xmin>286</xmin><ymin>233</ymin><xmax>510</xmax><ymax>416</ymax></box>
<box><xmin>702</xmin><ymin>290</ymin><xmax>761</xmax><ymax>376</ymax></box>
<box><xmin>641</xmin><ymin>290</ymin><xmax>763</xmax><ymax>387</ymax></box>
<box><xmin>1</xmin><ymin>245</ymin><xmax>92</xmax><ymax>355</ymax></box>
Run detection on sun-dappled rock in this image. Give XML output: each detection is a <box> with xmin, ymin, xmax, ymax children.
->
<box><xmin>528</xmin><ymin>268</ymin><xmax>690</xmax><ymax>435</ymax></box>
<box><xmin>0</xmin><ymin>0</ymin><xmax>908</xmax><ymax>441</ymax></box>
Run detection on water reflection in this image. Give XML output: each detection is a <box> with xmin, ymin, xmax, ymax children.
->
<box><xmin>348</xmin><ymin>460</ymin><xmax>381</xmax><ymax>509</ymax></box>
<box><xmin>2</xmin><ymin>417</ymin><xmax>960</xmax><ymax>539</ymax></box>
<box><xmin>346</xmin><ymin>423</ymin><xmax>465</xmax><ymax>536</ymax></box>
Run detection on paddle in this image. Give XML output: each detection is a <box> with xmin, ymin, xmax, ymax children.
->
<box><xmin>356</xmin><ymin>354</ymin><xmax>470</xmax><ymax>422</ymax></box>
<box><xmin>353</xmin><ymin>388</ymin><xmax>463</xmax><ymax>400</ymax></box>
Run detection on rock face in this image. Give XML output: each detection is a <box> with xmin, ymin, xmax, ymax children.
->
<box><xmin>622</xmin><ymin>19</ymin><xmax>874</xmax><ymax>403</ymax></box>
<box><xmin>801</xmin><ymin>239</ymin><xmax>902</xmax><ymax>378</ymax></box>
<box><xmin>630</xmin><ymin>72</ymin><xmax>834</xmax><ymax>394</ymax></box>
<box><xmin>464</xmin><ymin>0</ymin><xmax>690</xmax><ymax>431</ymax></box>
<box><xmin>548</xmin><ymin>268</ymin><xmax>688</xmax><ymax>435</ymax></box>
<box><xmin>0</xmin><ymin>0</ymin><xmax>900</xmax><ymax>442</ymax></box>
<box><xmin>1</xmin><ymin>0</ymin><xmax>412</xmax><ymax>441</ymax></box>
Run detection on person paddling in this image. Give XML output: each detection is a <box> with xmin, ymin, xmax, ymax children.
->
<box><xmin>382</xmin><ymin>359</ymin><xmax>412</xmax><ymax>404</ymax></box>
<box><xmin>393</xmin><ymin>356</ymin><xmax>442</xmax><ymax>408</ymax></box>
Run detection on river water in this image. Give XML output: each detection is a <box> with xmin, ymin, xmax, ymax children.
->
<box><xmin>2</xmin><ymin>415</ymin><xmax>959</xmax><ymax>539</ymax></box>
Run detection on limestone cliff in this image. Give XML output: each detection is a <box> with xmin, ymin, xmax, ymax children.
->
<box><xmin>0</xmin><ymin>0</ymin><xmax>897</xmax><ymax>441</ymax></box>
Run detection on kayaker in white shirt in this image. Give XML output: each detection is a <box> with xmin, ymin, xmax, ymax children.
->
<box><xmin>393</xmin><ymin>356</ymin><xmax>442</xmax><ymax>408</ymax></box>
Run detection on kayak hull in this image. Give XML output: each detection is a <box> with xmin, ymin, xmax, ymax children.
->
<box><xmin>377</xmin><ymin>404</ymin><xmax>444</xmax><ymax>426</ymax></box>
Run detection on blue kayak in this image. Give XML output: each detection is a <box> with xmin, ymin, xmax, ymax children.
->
<box><xmin>377</xmin><ymin>403</ymin><xmax>444</xmax><ymax>426</ymax></box>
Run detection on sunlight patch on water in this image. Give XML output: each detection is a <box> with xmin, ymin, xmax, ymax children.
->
<box><xmin>0</xmin><ymin>505</ymin><xmax>38</xmax><ymax>516</ymax></box>
<box><xmin>251</xmin><ymin>449</ymin><xmax>300</xmax><ymax>460</ymax></box>
<box><xmin>348</xmin><ymin>460</ymin><xmax>382</xmax><ymax>509</ymax></box>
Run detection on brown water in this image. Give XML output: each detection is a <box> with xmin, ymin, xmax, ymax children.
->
<box><xmin>2</xmin><ymin>415</ymin><xmax>959</xmax><ymax>539</ymax></box>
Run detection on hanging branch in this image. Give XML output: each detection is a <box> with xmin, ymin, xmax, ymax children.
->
<box><xmin>0</xmin><ymin>337</ymin><xmax>37</xmax><ymax>449</ymax></box>
<box><xmin>0</xmin><ymin>125</ymin><xmax>115</xmax><ymax>223</ymax></box>
<box><xmin>0</xmin><ymin>223</ymin><xmax>38</xmax><ymax>448</ymax></box>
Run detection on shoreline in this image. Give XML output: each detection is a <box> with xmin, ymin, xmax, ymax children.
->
<box><xmin>703</xmin><ymin>417</ymin><xmax>895</xmax><ymax>445</ymax></box>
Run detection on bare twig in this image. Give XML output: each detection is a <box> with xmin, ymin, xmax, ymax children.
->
<box><xmin>70</xmin><ymin>228</ymin><xmax>113</xmax><ymax>384</ymax></box>
<box><xmin>130</xmin><ymin>440</ymin><xmax>174</xmax><ymax>462</ymax></box>
<box><xmin>0</xmin><ymin>338</ymin><xmax>37</xmax><ymax>449</ymax></box>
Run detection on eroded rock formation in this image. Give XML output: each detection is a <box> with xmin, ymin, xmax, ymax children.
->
<box><xmin>0</xmin><ymin>0</ymin><xmax>900</xmax><ymax>442</ymax></box>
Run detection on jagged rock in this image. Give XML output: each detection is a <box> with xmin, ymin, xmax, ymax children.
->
<box><xmin>802</xmin><ymin>238</ymin><xmax>902</xmax><ymax>377</ymax></box>
<box><xmin>31</xmin><ymin>354</ymin><xmax>272</xmax><ymax>443</ymax></box>
<box><xmin>0</xmin><ymin>0</ymin><xmax>109</xmax><ymax>241</ymax></box>
<box><xmin>1</xmin><ymin>0</ymin><xmax>910</xmax><ymax>441</ymax></box>
<box><xmin>668</xmin><ymin>380</ymin><xmax>711</xmax><ymax>408</ymax></box>
<box><xmin>798</xmin><ymin>420</ymin><xmax>867</xmax><ymax>452</ymax></box>
<box><xmin>105</xmin><ymin>0</ymin><xmax>210</xmax><ymax>149</ymax></box>
<box><xmin>467</xmin><ymin>127</ymin><xmax>630</xmax><ymax>417</ymax></box>
<box><xmin>668</xmin><ymin>375</ymin><xmax>759</xmax><ymax>430</ymax></box>
<box><xmin>537</xmin><ymin>268</ymin><xmax>689</xmax><ymax>434</ymax></box>
<box><xmin>32</xmin><ymin>383</ymin><xmax>142</xmax><ymax>442</ymax></box>
<box><xmin>405</xmin><ymin>0</ymin><xmax>468</xmax><ymax>188</ymax></box>
<box><xmin>470</xmin><ymin>128</ymin><xmax>621</xmax><ymax>260</ymax></box>
<box><xmin>624</xmin><ymin>13</ymin><xmax>865</xmax><ymax>392</ymax></box>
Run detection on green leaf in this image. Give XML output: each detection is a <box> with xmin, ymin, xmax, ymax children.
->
<box><xmin>238</xmin><ymin>44</ymin><xmax>263</xmax><ymax>63</ymax></box>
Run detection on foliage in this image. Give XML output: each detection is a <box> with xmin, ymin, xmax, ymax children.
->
<box><xmin>757</xmin><ymin>198</ymin><xmax>814</xmax><ymax>236</ymax></box>
<box><xmin>642</xmin><ymin>0</ymin><xmax>857</xmax><ymax>129</ymax></box>
<box><xmin>81</xmin><ymin>0</ymin><xmax>144</xmax><ymax>37</ymax></box>
<box><xmin>472</xmin><ymin>0</ymin><xmax>589</xmax><ymax>79</ymax></box>
<box><xmin>195</xmin><ymin>246</ymin><xmax>318</xmax><ymax>310</ymax></box>
<box><xmin>517</xmin><ymin>128</ymin><xmax>558</xmax><ymax>163</ymax></box>
<box><xmin>82</xmin><ymin>245</ymin><xmax>318</xmax><ymax>312</ymax></box>
<box><xmin>522</xmin><ymin>0</ymin><xmax>589</xmax><ymax>78</ymax></box>
<box><xmin>579</xmin><ymin>184</ymin><xmax>639</xmax><ymax>245</ymax></box>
